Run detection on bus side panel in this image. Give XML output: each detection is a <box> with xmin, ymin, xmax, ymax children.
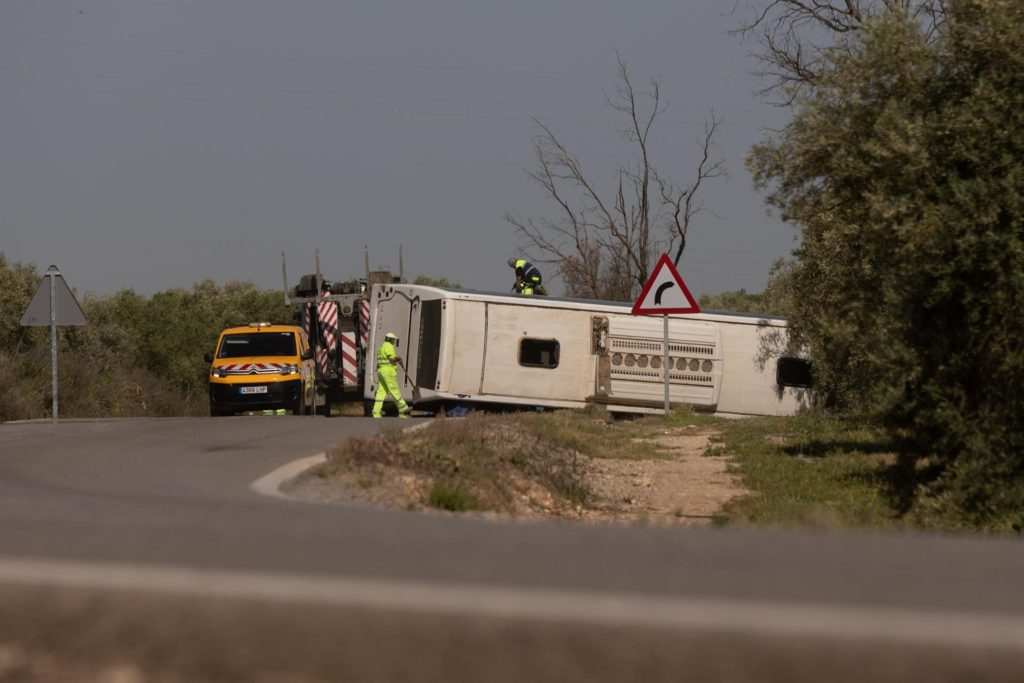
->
<box><xmin>445</xmin><ymin>300</ymin><xmax>487</xmax><ymax>395</ymax></box>
<box><xmin>715</xmin><ymin>321</ymin><xmax>804</xmax><ymax>416</ymax></box>
<box><xmin>480</xmin><ymin>304</ymin><xmax>593</xmax><ymax>401</ymax></box>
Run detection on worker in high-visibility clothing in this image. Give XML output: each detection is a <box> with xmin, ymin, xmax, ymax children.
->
<box><xmin>372</xmin><ymin>332</ymin><xmax>411</xmax><ymax>418</ymax></box>
<box><xmin>508</xmin><ymin>257</ymin><xmax>546</xmax><ymax>296</ymax></box>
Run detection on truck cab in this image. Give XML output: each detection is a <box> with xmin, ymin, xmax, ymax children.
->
<box><xmin>206</xmin><ymin>323</ymin><xmax>315</xmax><ymax>416</ymax></box>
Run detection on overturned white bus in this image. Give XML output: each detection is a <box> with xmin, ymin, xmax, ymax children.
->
<box><xmin>362</xmin><ymin>284</ymin><xmax>813</xmax><ymax>417</ymax></box>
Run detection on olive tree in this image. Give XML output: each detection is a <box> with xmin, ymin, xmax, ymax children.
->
<box><xmin>748</xmin><ymin>0</ymin><xmax>1024</xmax><ymax>527</ymax></box>
<box><xmin>732</xmin><ymin>0</ymin><xmax>947</xmax><ymax>102</ymax></box>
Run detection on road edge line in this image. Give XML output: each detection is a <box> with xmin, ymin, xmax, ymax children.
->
<box><xmin>249</xmin><ymin>453</ymin><xmax>327</xmax><ymax>500</ymax></box>
<box><xmin>249</xmin><ymin>419</ymin><xmax>434</xmax><ymax>501</ymax></box>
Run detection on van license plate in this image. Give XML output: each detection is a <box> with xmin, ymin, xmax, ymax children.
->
<box><xmin>239</xmin><ymin>386</ymin><xmax>268</xmax><ymax>395</ymax></box>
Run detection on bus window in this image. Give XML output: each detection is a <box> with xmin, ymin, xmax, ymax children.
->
<box><xmin>777</xmin><ymin>357</ymin><xmax>813</xmax><ymax>388</ymax></box>
<box><xmin>519</xmin><ymin>338</ymin><xmax>560</xmax><ymax>369</ymax></box>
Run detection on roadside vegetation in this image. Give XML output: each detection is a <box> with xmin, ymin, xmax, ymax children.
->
<box><xmin>716</xmin><ymin>415</ymin><xmax>904</xmax><ymax>529</ymax></box>
<box><xmin>0</xmin><ymin>251</ymin><xmax>288</xmax><ymax>421</ymax></box>
<box><xmin>309</xmin><ymin>406</ymin><xmax>1018</xmax><ymax>533</ymax></box>
<box><xmin>313</xmin><ymin>407</ymin><xmax>714</xmax><ymax>518</ymax></box>
<box><xmin>742</xmin><ymin>0</ymin><xmax>1024</xmax><ymax>530</ymax></box>
<box><xmin>320</xmin><ymin>409</ymin><xmax>596</xmax><ymax>516</ymax></box>
<box><xmin>723</xmin><ymin>412</ymin><xmax>1023</xmax><ymax>533</ymax></box>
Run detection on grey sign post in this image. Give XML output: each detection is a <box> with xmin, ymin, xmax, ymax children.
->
<box><xmin>20</xmin><ymin>266</ymin><xmax>88</xmax><ymax>422</ymax></box>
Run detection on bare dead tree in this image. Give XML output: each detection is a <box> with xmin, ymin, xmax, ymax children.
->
<box><xmin>731</xmin><ymin>0</ymin><xmax>947</xmax><ymax>103</ymax></box>
<box><xmin>656</xmin><ymin>115</ymin><xmax>725</xmax><ymax>266</ymax></box>
<box><xmin>504</xmin><ymin>56</ymin><xmax>725</xmax><ymax>301</ymax></box>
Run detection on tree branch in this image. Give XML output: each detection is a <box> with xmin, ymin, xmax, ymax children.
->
<box><xmin>504</xmin><ymin>58</ymin><xmax>724</xmax><ymax>300</ymax></box>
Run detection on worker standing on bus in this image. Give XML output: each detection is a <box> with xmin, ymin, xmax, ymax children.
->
<box><xmin>372</xmin><ymin>332</ymin><xmax>411</xmax><ymax>418</ymax></box>
<box><xmin>509</xmin><ymin>257</ymin><xmax>546</xmax><ymax>296</ymax></box>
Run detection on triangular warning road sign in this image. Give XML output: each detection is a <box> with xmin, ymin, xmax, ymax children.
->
<box><xmin>20</xmin><ymin>266</ymin><xmax>88</xmax><ymax>327</ymax></box>
<box><xmin>631</xmin><ymin>253</ymin><xmax>701</xmax><ymax>315</ymax></box>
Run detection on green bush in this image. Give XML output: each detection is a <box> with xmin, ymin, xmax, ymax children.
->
<box><xmin>428</xmin><ymin>479</ymin><xmax>479</xmax><ymax>511</ymax></box>
<box><xmin>747</xmin><ymin>1</ymin><xmax>1024</xmax><ymax>527</ymax></box>
<box><xmin>0</xmin><ymin>252</ymin><xmax>290</xmax><ymax>420</ymax></box>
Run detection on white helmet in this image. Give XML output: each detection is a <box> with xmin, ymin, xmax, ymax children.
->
<box><xmin>384</xmin><ymin>332</ymin><xmax>397</xmax><ymax>340</ymax></box>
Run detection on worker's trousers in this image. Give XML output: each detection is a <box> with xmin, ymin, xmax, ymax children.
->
<box><xmin>373</xmin><ymin>366</ymin><xmax>410</xmax><ymax>418</ymax></box>
<box><xmin>519</xmin><ymin>279</ymin><xmax>545</xmax><ymax>296</ymax></box>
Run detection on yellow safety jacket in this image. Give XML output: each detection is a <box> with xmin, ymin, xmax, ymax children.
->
<box><xmin>377</xmin><ymin>340</ymin><xmax>398</xmax><ymax>368</ymax></box>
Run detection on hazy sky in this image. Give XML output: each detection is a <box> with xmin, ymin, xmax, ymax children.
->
<box><xmin>1</xmin><ymin>0</ymin><xmax>796</xmax><ymax>299</ymax></box>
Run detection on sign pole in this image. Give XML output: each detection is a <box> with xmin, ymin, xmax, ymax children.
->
<box><xmin>20</xmin><ymin>264</ymin><xmax>87</xmax><ymax>424</ymax></box>
<box><xmin>663</xmin><ymin>314</ymin><xmax>670</xmax><ymax>416</ymax></box>
<box><xmin>49</xmin><ymin>268</ymin><xmax>58</xmax><ymax>423</ymax></box>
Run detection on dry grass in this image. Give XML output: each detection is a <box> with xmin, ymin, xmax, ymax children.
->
<box><xmin>320</xmin><ymin>412</ymin><xmax>593</xmax><ymax>516</ymax></box>
<box><xmin>296</xmin><ymin>406</ymin><xmax>742</xmax><ymax>524</ymax></box>
<box><xmin>294</xmin><ymin>408</ymin><xmax>1005</xmax><ymax>533</ymax></box>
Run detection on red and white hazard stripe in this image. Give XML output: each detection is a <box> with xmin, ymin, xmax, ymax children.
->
<box><xmin>340</xmin><ymin>332</ymin><xmax>358</xmax><ymax>386</ymax></box>
<box><xmin>317</xmin><ymin>301</ymin><xmax>339</xmax><ymax>373</ymax></box>
<box><xmin>302</xmin><ymin>303</ymin><xmax>314</xmax><ymax>341</ymax></box>
<box><xmin>359</xmin><ymin>300</ymin><xmax>370</xmax><ymax>351</ymax></box>
<box><xmin>217</xmin><ymin>362</ymin><xmax>292</xmax><ymax>375</ymax></box>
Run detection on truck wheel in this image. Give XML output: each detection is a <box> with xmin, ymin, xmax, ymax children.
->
<box><xmin>362</xmin><ymin>399</ymin><xmax>373</xmax><ymax>417</ymax></box>
<box><xmin>291</xmin><ymin>390</ymin><xmax>305</xmax><ymax>416</ymax></box>
<box><xmin>319</xmin><ymin>397</ymin><xmax>332</xmax><ymax>417</ymax></box>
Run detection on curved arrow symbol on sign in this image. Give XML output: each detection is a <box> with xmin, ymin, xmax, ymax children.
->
<box><xmin>655</xmin><ymin>282</ymin><xmax>675</xmax><ymax>305</ymax></box>
<box><xmin>631</xmin><ymin>252</ymin><xmax>701</xmax><ymax>316</ymax></box>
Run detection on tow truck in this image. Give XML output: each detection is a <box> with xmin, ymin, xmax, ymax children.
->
<box><xmin>281</xmin><ymin>249</ymin><xmax>403</xmax><ymax>416</ymax></box>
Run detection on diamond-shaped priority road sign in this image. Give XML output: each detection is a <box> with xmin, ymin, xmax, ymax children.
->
<box><xmin>20</xmin><ymin>266</ymin><xmax>87</xmax><ymax>327</ymax></box>
<box><xmin>631</xmin><ymin>253</ymin><xmax>701</xmax><ymax>316</ymax></box>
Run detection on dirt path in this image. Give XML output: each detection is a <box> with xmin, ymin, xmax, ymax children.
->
<box><xmin>580</xmin><ymin>425</ymin><xmax>745</xmax><ymax>526</ymax></box>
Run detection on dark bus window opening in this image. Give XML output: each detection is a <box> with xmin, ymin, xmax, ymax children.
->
<box><xmin>418</xmin><ymin>300</ymin><xmax>442</xmax><ymax>389</ymax></box>
<box><xmin>777</xmin><ymin>357</ymin><xmax>813</xmax><ymax>388</ymax></box>
<box><xmin>520</xmin><ymin>338</ymin><xmax>560</xmax><ymax>369</ymax></box>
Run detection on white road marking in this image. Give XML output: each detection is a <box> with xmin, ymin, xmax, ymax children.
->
<box><xmin>249</xmin><ymin>452</ymin><xmax>327</xmax><ymax>499</ymax></box>
<box><xmin>249</xmin><ymin>419</ymin><xmax>434</xmax><ymax>500</ymax></box>
<box><xmin>0</xmin><ymin>555</ymin><xmax>1022</xmax><ymax>650</ymax></box>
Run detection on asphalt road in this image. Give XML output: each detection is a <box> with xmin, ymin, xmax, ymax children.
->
<box><xmin>1</xmin><ymin>416</ymin><xmax>1022</xmax><ymax>681</ymax></box>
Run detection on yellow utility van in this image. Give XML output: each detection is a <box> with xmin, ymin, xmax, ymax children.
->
<box><xmin>205</xmin><ymin>323</ymin><xmax>315</xmax><ymax>416</ymax></box>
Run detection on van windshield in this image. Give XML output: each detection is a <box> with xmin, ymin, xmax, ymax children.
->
<box><xmin>218</xmin><ymin>332</ymin><xmax>297</xmax><ymax>358</ymax></box>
